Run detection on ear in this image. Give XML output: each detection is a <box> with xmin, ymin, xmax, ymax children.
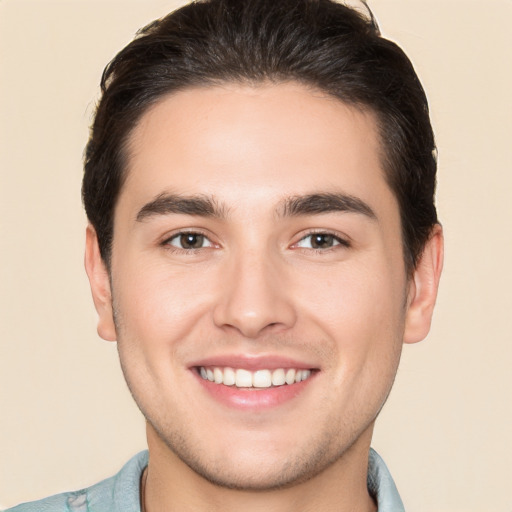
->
<box><xmin>403</xmin><ymin>224</ymin><xmax>444</xmax><ymax>344</ymax></box>
<box><xmin>84</xmin><ymin>224</ymin><xmax>117</xmax><ymax>341</ymax></box>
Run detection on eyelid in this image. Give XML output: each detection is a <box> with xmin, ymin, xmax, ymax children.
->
<box><xmin>161</xmin><ymin>229</ymin><xmax>218</xmax><ymax>250</ymax></box>
<box><xmin>292</xmin><ymin>230</ymin><xmax>351</xmax><ymax>250</ymax></box>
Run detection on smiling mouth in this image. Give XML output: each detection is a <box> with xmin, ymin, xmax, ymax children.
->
<box><xmin>197</xmin><ymin>366</ymin><xmax>314</xmax><ymax>388</ymax></box>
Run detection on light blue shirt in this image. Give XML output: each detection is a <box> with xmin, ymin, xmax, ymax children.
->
<box><xmin>5</xmin><ymin>448</ymin><xmax>404</xmax><ymax>511</ymax></box>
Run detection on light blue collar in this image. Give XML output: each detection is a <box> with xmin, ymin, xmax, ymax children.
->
<box><xmin>367</xmin><ymin>448</ymin><xmax>405</xmax><ymax>511</ymax></box>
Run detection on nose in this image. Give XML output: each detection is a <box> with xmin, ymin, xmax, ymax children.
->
<box><xmin>213</xmin><ymin>249</ymin><xmax>297</xmax><ymax>339</ymax></box>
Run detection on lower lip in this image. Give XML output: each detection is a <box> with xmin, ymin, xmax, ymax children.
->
<box><xmin>194</xmin><ymin>371</ymin><xmax>316</xmax><ymax>409</ymax></box>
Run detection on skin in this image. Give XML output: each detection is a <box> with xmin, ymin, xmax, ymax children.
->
<box><xmin>85</xmin><ymin>82</ymin><xmax>443</xmax><ymax>512</ymax></box>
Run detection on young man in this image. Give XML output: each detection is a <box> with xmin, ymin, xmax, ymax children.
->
<box><xmin>8</xmin><ymin>0</ymin><xmax>443</xmax><ymax>510</ymax></box>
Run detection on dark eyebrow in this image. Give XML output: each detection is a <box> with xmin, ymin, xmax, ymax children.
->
<box><xmin>136</xmin><ymin>193</ymin><xmax>227</xmax><ymax>222</ymax></box>
<box><xmin>280</xmin><ymin>193</ymin><xmax>377</xmax><ymax>220</ymax></box>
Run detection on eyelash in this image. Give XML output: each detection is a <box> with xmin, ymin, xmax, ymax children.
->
<box><xmin>162</xmin><ymin>230</ymin><xmax>214</xmax><ymax>253</ymax></box>
<box><xmin>161</xmin><ymin>230</ymin><xmax>350</xmax><ymax>253</ymax></box>
<box><xmin>294</xmin><ymin>231</ymin><xmax>350</xmax><ymax>253</ymax></box>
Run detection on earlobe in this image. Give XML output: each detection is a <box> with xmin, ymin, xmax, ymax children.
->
<box><xmin>84</xmin><ymin>225</ymin><xmax>117</xmax><ymax>342</ymax></box>
<box><xmin>403</xmin><ymin>224</ymin><xmax>444</xmax><ymax>344</ymax></box>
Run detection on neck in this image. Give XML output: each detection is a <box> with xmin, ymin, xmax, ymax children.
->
<box><xmin>143</xmin><ymin>427</ymin><xmax>377</xmax><ymax>512</ymax></box>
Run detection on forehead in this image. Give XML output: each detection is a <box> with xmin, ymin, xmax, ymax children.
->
<box><xmin>121</xmin><ymin>82</ymin><xmax>395</xmax><ymax>217</ymax></box>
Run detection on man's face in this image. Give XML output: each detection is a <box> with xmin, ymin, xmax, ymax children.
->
<box><xmin>91</xmin><ymin>82</ymin><xmax>420</xmax><ymax>489</ymax></box>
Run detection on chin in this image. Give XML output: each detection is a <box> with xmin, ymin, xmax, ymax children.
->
<box><xmin>175</xmin><ymin>451</ymin><xmax>327</xmax><ymax>491</ymax></box>
<box><xmin>150</xmin><ymin>416</ymin><xmax>367</xmax><ymax>492</ymax></box>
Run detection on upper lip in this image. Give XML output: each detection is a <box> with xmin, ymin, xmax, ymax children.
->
<box><xmin>189</xmin><ymin>353</ymin><xmax>319</xmax><ymax>371</ymax></box>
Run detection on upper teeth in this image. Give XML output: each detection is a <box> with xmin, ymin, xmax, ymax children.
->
<box><xmin>199</xmin><ymin>367</ymin><xmax>312</xmax><ymax>388</ymax></box>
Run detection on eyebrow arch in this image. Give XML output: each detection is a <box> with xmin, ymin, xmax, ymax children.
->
<box><xmin>136</xmin><ymin>191</ymin><xmax>376</xmax><ymax>222</ymax></box>
<box><xmin>136</xmin><ymin>193</ymin><xmax>227</xmax><ymax>222</ymax></box>
<box><xmin>280</xmin><ymin>193</ymin><xmax>377</xmax><ymax>220</ymax></box>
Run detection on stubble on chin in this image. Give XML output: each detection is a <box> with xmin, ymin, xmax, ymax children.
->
<box><xmin>143</xmin><ymin>409</ymin><xmax>375</xmax><ymax>493</ymax></box>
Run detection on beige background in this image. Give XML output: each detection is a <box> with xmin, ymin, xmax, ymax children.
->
<box><xmin>1</xmin><ymin>1</ymin><xmax>511</xmax><ymax>510</ymax></box>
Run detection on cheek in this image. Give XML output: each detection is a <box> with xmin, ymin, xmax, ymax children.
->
<box><xmin>111</xmin><ymin>260</ymin><xmax>218</xmax><ymax>351</ymax></box>
<box><xmin>294</xmin><ymin>261</ymin><xmax>406</xmax><ymax>379</ymax></box>
<box><xmin>299</xmin><ymin>261</ymin><xmax>405</xmax><ymax>330</ymax></box>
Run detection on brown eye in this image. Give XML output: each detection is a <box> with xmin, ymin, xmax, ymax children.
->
<box><xmin>310</xmin><ymin>234</ymin><xmax>335</xmax><ymax>249</ymax></box>
<box><xmin>180</xmin><ymin>234</ymin><xmax>204</xmax><ymax>249</ymax></box>
<box><xmin>167</xmin><ymin>233</ymin><xmax>212</xmax><ymax>249</ymax></box>
<box><xmin>296</xmin><ymin>233</ymin><xmax>346</xmax><ymax>250</ymax></box>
